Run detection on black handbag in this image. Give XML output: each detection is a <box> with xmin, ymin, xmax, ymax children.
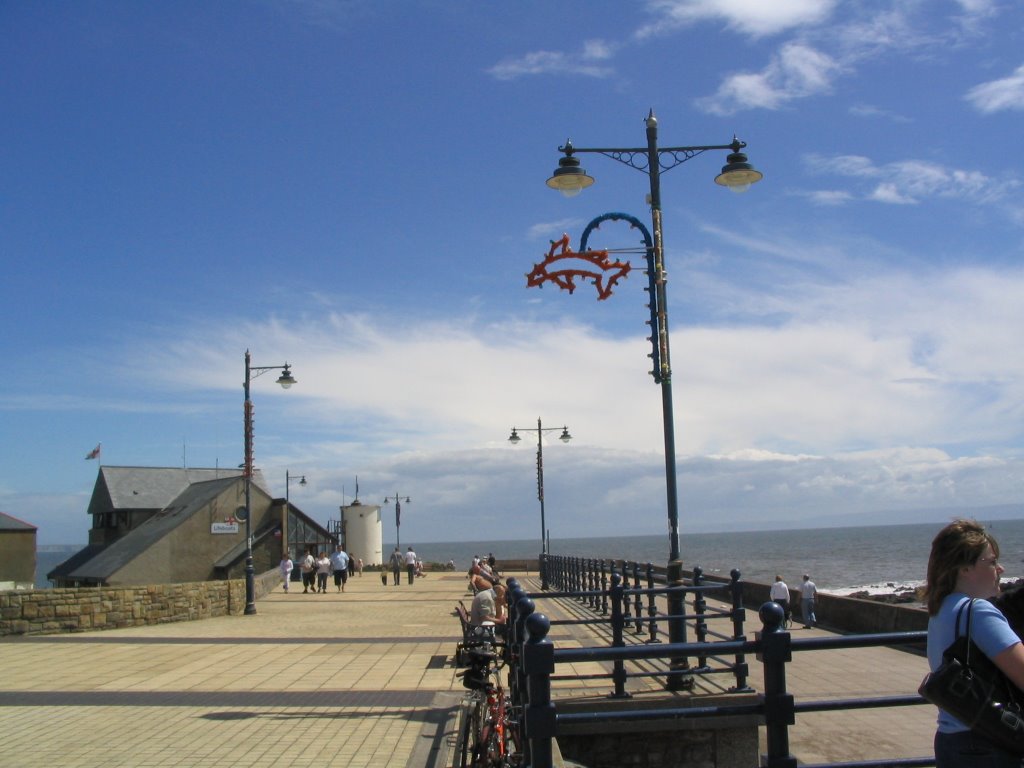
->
<box><xmin>919</xmin><ymin>598</ymin><xmax>1024</xmax><ymax>756</ymax></box>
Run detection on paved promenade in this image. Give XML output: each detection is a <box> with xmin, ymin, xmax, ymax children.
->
<box><xmin>0</xmin><ymin>570</ymin><xmax>936</xmax><ymax>767</ymax></box>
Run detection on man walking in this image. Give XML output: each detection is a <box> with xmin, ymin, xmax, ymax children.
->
<box><xmin>389</xmin><ymin>547</ymin><xmax>404</xmax><ymax>586</ymax></box>
<box><xmin>800</xmin><ymin>573</ymin><xmax>818</xmax><ymax>629</ymax></box>
<box><xmin>404</xmin><ymin>546</ymin><xmax>417</xmax><ymax>585</ymax></box>
<box><xmin>300</xmin><ymin>550</ymin><xmax>316</xmax><ymax>594</ymax></box>
<box><xmin>330</xmin><ymin>544</ymin><xmax>350</xmax><ymax>593</ymax></box>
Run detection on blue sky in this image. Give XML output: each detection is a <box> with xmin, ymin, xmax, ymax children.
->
<box><xmin>3</xmin><ymin>1</ymin><xmax>1023</xmax><ymax>548</ymax></box>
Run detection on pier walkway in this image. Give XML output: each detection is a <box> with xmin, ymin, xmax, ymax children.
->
<box><xmin>0</xmin><ymin>570</ymin><xmax>935</xmax><ymax>767</ymax></box>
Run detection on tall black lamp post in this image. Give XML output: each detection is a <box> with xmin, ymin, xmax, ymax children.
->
<box><xmin>383</xmin><ymin>493</ymin><xmax>410</xmax><ymax>550</ymax></box>
<box><xmin>242</xmin><ymin>350</ymin><xmax>296</xmax><ymax>615</ymax></box>
<box><xmin>509</xmin><ymin>418</ymin><xmax>572</xmax><ymax>589</ymax></box>
<box><xmin>546</xmin><ymin>110</ymin><xmax>762</xmax><ymax>679</ymax></box>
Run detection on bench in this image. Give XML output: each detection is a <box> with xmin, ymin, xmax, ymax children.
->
<box><xmin>454</xmin><ymin>601</ymin><xmax>495</xmax><ymax>666</ymax></box>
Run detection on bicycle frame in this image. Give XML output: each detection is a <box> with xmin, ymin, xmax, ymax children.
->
<box><xmin>457</xmin><ymin>645</ymin><xmax>522</xmax><ymax>767</ymax></box>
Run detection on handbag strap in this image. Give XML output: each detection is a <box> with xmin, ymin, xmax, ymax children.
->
<box><xmin>954</xmin><ymin>597</ymin><xmax>974</xmax><ymax>668</ymax></box>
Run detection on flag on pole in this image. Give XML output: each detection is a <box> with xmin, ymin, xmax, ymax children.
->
<box><xmin>85</xmin><ymin>444</ymin><xmax>101</xmax><ymax>460</ymax></box>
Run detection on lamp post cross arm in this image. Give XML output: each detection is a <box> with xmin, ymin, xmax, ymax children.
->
<box><xmin>558</xmin><ymin>139</ymin><xmax>747</xmax><ymax>176</ymax></box>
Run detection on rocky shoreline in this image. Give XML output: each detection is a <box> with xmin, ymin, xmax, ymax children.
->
<box><xmin>847</xmin><ymin>578</ymin><xmax>1024</xmax><ymax>606</ymax></box>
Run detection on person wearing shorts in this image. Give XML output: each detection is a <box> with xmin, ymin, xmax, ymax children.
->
<box><xmin>330</xmin><ymin>544</ymin><xmax>350</xmax><ymax>593</ymax></box>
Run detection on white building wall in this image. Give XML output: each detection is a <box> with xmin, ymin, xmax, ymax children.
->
<box><xmin>342</xmin><ymin>503</ymin><xmax>383</xmax><ymax>566</ymax></box>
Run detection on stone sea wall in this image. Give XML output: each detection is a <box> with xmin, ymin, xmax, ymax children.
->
<box><xmin>0</xmin><ymin>569</ymin><xmax>280</xmax><ymax>636</ymax></box>
<box><xmin>700</xmin><ymin>572</ymin><xmax>929</xmax><ymax>633</ymax></box>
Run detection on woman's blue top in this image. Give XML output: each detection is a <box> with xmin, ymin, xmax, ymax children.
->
<box><xmin>927</xmin><ymin>592</ymin><xmax>1020</xmax><ymax>733</ymax></box>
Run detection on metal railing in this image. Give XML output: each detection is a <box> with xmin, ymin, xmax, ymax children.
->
<box><xmin>530</xmin><ymin>558</ymin><xmax>749</xmax><ymax>692</ymax></box>
<box><xmin>503</xmin><ymin>573</ymin><xmax>933</xmax><ymax>768</ymax></box>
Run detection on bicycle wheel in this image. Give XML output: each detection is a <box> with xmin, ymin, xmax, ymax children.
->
<box><xmin>457</xmin><ymin>702</ymin><xmax>473</xmax><ymax>768</ymax></box>
<box><xmin>469</xmin><ymin>697</ymin><xmax>490</xmax><ymax>767</ymax></box>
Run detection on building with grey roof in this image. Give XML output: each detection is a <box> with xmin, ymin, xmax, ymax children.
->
<box><xmin>49</xmin><ymin>466</ymin><xmax>335</xmax><ymax>587</ymax></box>
<box><xmin>0</xmin><ymin>511</ymin><xmax>37</xmax><ymax>590</ymax></box>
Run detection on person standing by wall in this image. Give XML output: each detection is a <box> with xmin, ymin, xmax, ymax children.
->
<box><xmin>799</xmin><ymin>574</ymin><xmax>817</xmax><ymax>629</ymax></box>
<box><xmin>770</xmin><ymin>575</ymin><xmax>791</xmax><ymax>627</ymax></box>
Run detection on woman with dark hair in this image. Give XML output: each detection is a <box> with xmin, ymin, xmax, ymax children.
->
<box><xmin>925</xmin><ymin>519</ymin><xmax>1024</xmax><ymax>767</ymax></box>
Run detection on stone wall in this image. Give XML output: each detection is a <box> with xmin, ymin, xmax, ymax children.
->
<box><xmin>0</xmin><ymin>568</ymin><xmax>281</xmax><ymax>637</ymax></box>
<box><xmin>727</xmin><ymin>576</ymin><xmax>928</xmax><ymax>633</ymax></box>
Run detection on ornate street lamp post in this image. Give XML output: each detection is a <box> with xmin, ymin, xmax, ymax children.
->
<box><xmin>383</xmin><ymin>493</ymin><xmax>410</xmax><ymax>551</ymax></box>
<box><xmin>509</xmin><ymin>418</ymin><xmax>572</xmax><ymax>589</ymax></box>
<box><xmin>242</xmin><ymin>350</ymin><xmax>296</xmax><ymax>615</ymax></box>
<box><xmin>546</xmin><ymin>110</ymin><xmax>762</xmax><ymax>682</ymax></box>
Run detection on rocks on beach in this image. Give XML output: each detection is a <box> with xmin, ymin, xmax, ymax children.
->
<box><xmin>847</xmin><ymin>577</ymin><xmax>1024</xmax><ymax>606</ymax></box>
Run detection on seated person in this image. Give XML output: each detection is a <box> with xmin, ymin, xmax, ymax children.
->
<box><xmin>468</xmin><ymin>562</ymin><xmax>497</xmax><ymax>593</ymax></box>
<box><xmin>470</xmin><ymin>583</ymin><xmax>507</xmax><ymax>636</ymax></box>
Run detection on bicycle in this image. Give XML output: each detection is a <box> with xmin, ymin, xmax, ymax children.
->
<box><xmin>455</xmin><ymin>644</ymin><xmax>522</xmax><ymax>768</ymax></box>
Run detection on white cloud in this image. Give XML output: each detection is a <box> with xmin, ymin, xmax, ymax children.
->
<box><xmin>527</xmin><ymin>219</ymin><xmax>583</xmax><ymax>240</ymax></box>
<box><xmin>697</xmin><ymin>43</ymin><xmax>840</xmax><ymax>114</ymax></box>
<box><xmin>805</xmin><ymin>189</ymin><xmax>855</xmax><ymax>206</ymax></box>
<box><xmin>637</xmin><ymin>0</ymin><xmax>837</xmax><ymax>38</ymax></box>
<box><xmin>966</xmin><ymin>64</ymin><xmax>1024</xmax><ymax>113</ymax></box>
<box><xmin>804</xmin><ymin>154</ymin><xmax>1017</xmax><ymax>207</ymax></box>
<box><xmin>486</xmin><ymin>40</ymin><xmax>617</xmax><ymax>81</ymax></box>
<box><xmin>13</xmin><ymin>253</ymin><xmax>1024</xmax><ymax>544</ymax></box>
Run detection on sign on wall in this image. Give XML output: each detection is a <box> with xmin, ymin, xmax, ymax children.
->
<box><xmin>211</xmin><ymin>522</ymin><xmax>239</xmax><ymax>534</ymax></box>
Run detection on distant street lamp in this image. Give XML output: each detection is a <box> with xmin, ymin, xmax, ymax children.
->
<box><xmin>242</xmin><ymin>350</ymin><xmax>296</xmax><ymax>616</ymax></box>
<box><xmin>546</xmin><ymin>110</ymin><xmax>762</xmax><ymax>682</ymax></box>
<box><xmin>285</xmin><ymin>470</ymin><xmax>307</xmax><ymax>505</ymax></box>
<box><xmin>508</xmin><ymin>418</ymin><xmax>572</xmax><ymax>586</ymax></box>
<box><xmin>284</xmin><ymin>470</ymin><xmax>306</xmax><ymax>557</ymax></box>
<box><xmin>383</xmin><ymin>493</ymin><xmax>410</xmax><ymax>550</ymax></box>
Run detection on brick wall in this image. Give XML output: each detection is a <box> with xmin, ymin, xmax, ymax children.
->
<box><xmin>0</xmin><ymin>568</ymin><xmax>280</xmax><ymax>636</ymax></box>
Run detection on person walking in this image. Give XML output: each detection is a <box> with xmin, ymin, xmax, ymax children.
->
<box><xmin>330</xmin><ymin>544</ymin><xmax>350</xmax><ymax>593</ymax></box>
<box><xmin>799</xmin><ymin>574</ymin><xmax>817</xmax><ymax>628</ymax></box>
<box><xmin>300</xmin><ymin>550</ymin><xmax>316</xmax><ymax>594</ymax></box>
<box><xmin>279</xmin><ymin>553</ymin><xmax>293</xmax><ymax>593</ymax></box>
<box><xmin>404</xmin><ymin>546</ymin><xmax>417</xmax><ymax>585</ymax></box>
<box><xmin>315</xmin><ymin>552</ymin><xmax>331</xmax><ymax>593</ymax></box>
<box><xmin>389</xmin><ymin>547</ymin><xmax>403</xmax><ymax>586</ymax></box>
<box><xmin>770</xmin><ymin>575</ymin><xmax>791</xmax><ymax>628</ymax></box>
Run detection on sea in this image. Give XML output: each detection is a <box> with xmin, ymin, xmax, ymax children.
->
<box><xmin>404</xmin><ymin>519</ymin><xmax>1024</xmax><ymax>596</ymax></box>
<box><xmin>35</xmin><ymin>519</ymin><xmax>1024</xmax><ymax>595</ymax></box>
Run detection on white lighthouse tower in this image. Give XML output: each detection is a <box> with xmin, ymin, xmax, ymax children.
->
<box><xmin>341</xmin><ymin>499</ymin><xmax>383</xmax><ymax>566</ymax></box>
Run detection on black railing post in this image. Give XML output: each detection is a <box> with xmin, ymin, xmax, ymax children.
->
<box><xmin>759</xmin><ymin>601</ymin><xmax>798</xmax><ymax>768</ymax></box>
<box><xmin>523</xmin><ymin>612</ymin><xmax>556</xmax><ymax>768</ymax></box>
<box><xmin>600</xmin><ymin>560</ymin><xmax>609</xmax><ymax>614</ymax></box>
<box><xmin>729</xmin><ymin>568</ymin><xmax>750</xmax><ymax>691</ymax></box>
<box><xmin>631</xmin><ymin>561</ymin><xmax>644</xmax><ymax>634</ymax></box>
<box><xmin>588</xmin><ymin>558</ymin><xmax>597</xmax><ymax>610</ymax></box>
<box><xmin>608</xmin><ymin>570</ymin><xmax>630</xmax><ymax>699</ymax></box>
<box><xmin>540</xmin><ymin>551</ymin><xmax>548</xmax><ymax>590</ymax></box>
<box><xmin>646</xmin><ymin>562</ymin><xmax>660</xmax><ymax>643</ymax></box>
<box><xmin>692</xmin><ymin>565</ymin><xmax>708</xmax><ymax>669</ymax></box>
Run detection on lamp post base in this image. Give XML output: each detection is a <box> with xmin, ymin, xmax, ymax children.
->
<box><xmin>665</xmin><ymin>558</ymin><xmax>692</xmax><ymax>691</ymax></box>
<box><xmin>244</xmin><ymin>559</ymin><xmax>257</xmax><ymax>615</ymax></box>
